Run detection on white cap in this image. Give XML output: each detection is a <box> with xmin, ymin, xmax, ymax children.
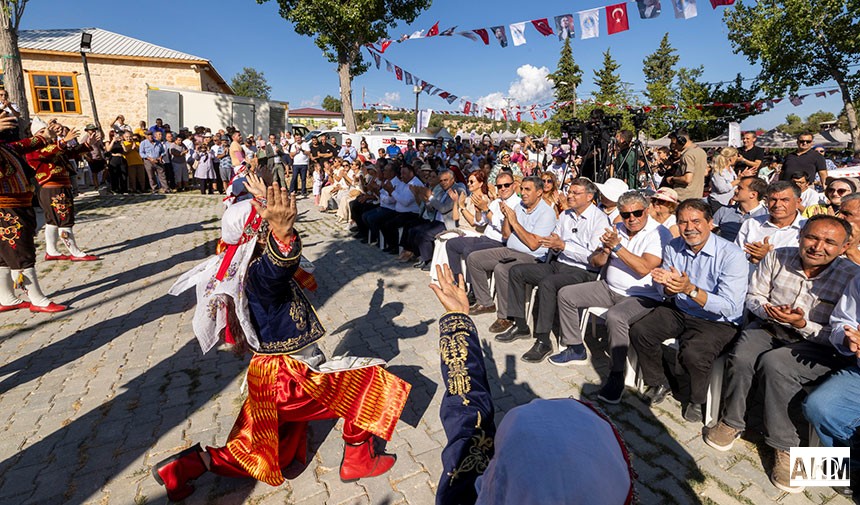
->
<box><xmin>594</xmin><ymin>178</ymin><xmax>630</xmax><ymax>203</ymax></box>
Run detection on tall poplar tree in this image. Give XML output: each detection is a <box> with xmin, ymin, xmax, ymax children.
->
<box><xmin>642</xmin><ymin>33</ymin><xmax>679</xmax><ymax>137</ymax></box>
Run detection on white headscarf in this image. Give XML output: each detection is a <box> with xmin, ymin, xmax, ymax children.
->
<box><xmin>475</xmin><ymin>398</ymin><xmax>634</xmax><ymax>505</ymax></box>
<box><xmin>169</xmin><ymin>199</ymin><xmax>262</xmax><ymax>353</ymax></box>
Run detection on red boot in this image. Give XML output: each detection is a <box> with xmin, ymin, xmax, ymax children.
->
<box><xmin>152</xmin><ymin>443</ymin><xmax>207</xmax><ymax>501</ymax></box>
<box><xmin>339</xmin><ymin>440</ymin><xmax>397</xmax><ymax>482</ymax></box>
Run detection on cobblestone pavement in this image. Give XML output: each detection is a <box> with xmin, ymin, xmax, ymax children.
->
<box><xmin>0</xmin><ymin>191</ymin><xmax>852</xmax><ymax>505</ymax></box>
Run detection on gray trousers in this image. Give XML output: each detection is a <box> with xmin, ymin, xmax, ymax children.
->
<box><xmin>557</xmin><ymin>280</ymin><xmax>660</xmax><ymax>371</ymax></box>
<box><xmin>466</xmin><ymin>247</ymin><xmax>538</xmax><ymax>318</ymax></box>
<box><xmin>143</xmin><ymin>160</ymin><xmax>168</xmax><ymax>191</ymax></box>
<box><xmin>721</xmin><ymin>321</ymin><xmax>854</xmax><ymax>451</ymax></box>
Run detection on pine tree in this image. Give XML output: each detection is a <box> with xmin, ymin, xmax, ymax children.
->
<box><xmin>593</xmin><ymin>49</ymin><xmax>623</xmax><ymax>104</ymax></box>
<box><xmin>642</xmin><ymin>33</ymin><xmax>679</xmax><ymax>136</ymax></box>
<box><xmin>547</xmin><ymin>36</ymin><xmax>583</xmax><ymax>128</ymax></box>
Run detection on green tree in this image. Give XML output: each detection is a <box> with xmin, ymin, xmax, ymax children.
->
<box><xmin>0</xmin><ymin>0</ymin><xmax>31</xmax><ymax>135</ymax></box>
<box><xmin>258</xmin><ymin>0</ymin><xmax>431</xmax><ymax>133</ymax></box>
<box><xmin>593</xmin><ymin>49</ymin><xmax>623</xmax><ymax>104</ymax></box>
<box><xmin>708</xmin><ymin>73</ymin><xmax>762</xmax><ymax>134</ymax></box>
<box><xmin>547</xmin><ymin>36</ymin><xmax>583</xmax><ymax>131</ymax></box>
<box><xmin>676</xmin><ymin>66</ymin><xmax>715</xmax><ymax>140</ymax></box>
<box><xmin>321</xmin><ymin>95</ymin><xmax>342</xmax><ymax>112</ymax></box>
<box><xmin>230</xmin><ymin>67</ymin><xmax>272</xmax><ymax>100</ymax></box>
<box><xmin>642</xmin><ymin>33</ymin><xmax>679</xmax><ymax>137</ymax></box>
<box><xmin>777</xmin><ymin>110</ymin><xmax>837</xmax><ymax>135</ymax></box>
<box><xmin>724</xmin><ymin>0</ymin><xmax>860</xmax><ymax>149</ymax></box>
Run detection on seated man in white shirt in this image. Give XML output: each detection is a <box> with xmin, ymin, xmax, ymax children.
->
<box><xmin>379</xmin><ymin>163</ymin><xmax>426</xmax><ymax>254</ymax></box>
<box><xmin>712</xmin><ymin>176</ymin><xmax>768</xmax><ymax>243</ymax></box>
<box><xmin>554</xmin><ymin>191</ymin><xmax>674</xmax><ymax>399</ymax></box>
<box><xmin>736</xmin><ymin>181</ymin><xmax>806</xmax><ymax>269</ymax></box>
<box><xmin>466</xmin><ymin>177</ymin><xmax>557</xmax><ymax>330</ymax></box>
<box><xmin>496</xmin><ymin>178</ymin><xmax>609</xmax><ymax>363</ymax></box>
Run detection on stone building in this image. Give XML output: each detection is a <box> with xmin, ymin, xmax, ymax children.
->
<box><xmin>289</xmin><ymin>107</ymin><xmax>345</xmax><ymax>129</ymax></box>
<box><xmin>11</xmin><ymin>28</ymin><xmax>231</xmax><ymax>131</ymax></box>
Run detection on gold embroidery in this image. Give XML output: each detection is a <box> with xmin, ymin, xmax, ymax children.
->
<box><xmin>448</xmin><ymin>413</ymin><xmax>493</xmax><ymax>483</ymax></box>
<box><xmin>0</xmin><ymin>212</ymin><xmax>22</xmax><ymax>248</ymax></box>
<box><xmin>440</xmin><ymin>330</ymin><xmax>471</xmax><ymax>405</ymax></box>
<box><xmin>50</xmin><ymin>193</ymin><xmax>70</xmax><ymax>222</ymax></box>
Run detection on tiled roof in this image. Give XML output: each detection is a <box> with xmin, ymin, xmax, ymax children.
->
<box><xmin>18</xmin><ymin>28</ymin><xmax>207</xmax><ymax>62</ymax></box>
<box><xmin>290</xmin><ymin>107</ymin><xmax>344</xmax><ymax>117</ymax></box>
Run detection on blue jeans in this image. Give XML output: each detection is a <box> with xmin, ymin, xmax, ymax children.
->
<box><xmin>290</xmin><ymin>164</ymin><xmax>308</xmax><ymax>194</ymax></box>
<box><xmin>804</xmin><ymin>364</ymin><xmax>860</xmax><ymax>450</ymax></box>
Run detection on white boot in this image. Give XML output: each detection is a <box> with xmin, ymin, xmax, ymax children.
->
<box><xmin>14</xmin><ymin>267</ymin><xmax>60</xmax><ymax>310</ymax></box>
<box><xmin>59</xmin><ymin>227</ymin><xmax>96</xmax><ymax>260</ymax></box>
<box><xmin>0</xmin><ymin>266</ymin><xmax>27</xmax><ymax>309</ymax></box>
<box><xmin>44</xmin><ymin>224</ymin><xmax>64</xmax><ymax>258</ymax></box>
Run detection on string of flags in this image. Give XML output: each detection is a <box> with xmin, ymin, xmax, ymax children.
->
<box><xmin>368</xmin><ymin>0</ymin><xmax>736</xmax><ymax>53</ymax></box>
<box><xmin>364</xmin><ymin>45</ymin><xmax>840</xmax><ymax>120</ymax></box>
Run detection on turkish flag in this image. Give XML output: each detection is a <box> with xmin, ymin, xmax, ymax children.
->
<box><xmin>710</xmin><ymin>0</ymin><xmax>734</xmax><ymax>8</ymax></box>
<box><xmin>606</xmin><ymin>3</ymin><xmax>630</xmax><ymax>34</ymax></box>
<box><xmin>379</xmin><ymin>40</ymin><xmax>392</xmax><ymax>53</ymax></box>
<box><xmin>472</xmin><ymin>28</ymin><xmax>490</xmax><ymax>45</ymax></box>
<box><xmin>531</xmin><ymin>18</ymin><xmax>554</xmax><ymax>36</ymax></box>
<box><xmin>427</xmin><ymin>22</ymin><xmax>439</xmax><ymax>37</ymax></box>
<box><xmin>394</xmin><ymin>66</ymin><xmax>403</xmax><ymax>81</ymax></box>
<box><xmin>464</xmin><ymin>101</ymin><xmax>471</xmax><ymax>115</ymax></box>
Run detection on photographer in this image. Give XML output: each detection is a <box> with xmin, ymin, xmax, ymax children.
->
<box><xmin>612</xmin><ymin>130</ymin><xmax>637</xmax><ymax>189</ymax></box>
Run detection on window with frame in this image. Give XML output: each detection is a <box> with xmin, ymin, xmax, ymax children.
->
<box><xmin>30</xmin><ymin>73</ymin><xmax>80</xmax><ymax>114</ymax></box>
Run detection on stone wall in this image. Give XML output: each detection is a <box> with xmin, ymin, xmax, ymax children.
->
<box><xmin>18</xmin><ymin>52</ymin><xmax>228</xmax><ymax>132</ymax></box>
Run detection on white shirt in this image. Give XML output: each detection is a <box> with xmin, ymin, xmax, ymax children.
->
<box><xmin>735</xmin><ymin>212</ymin><xmax>806</xmax><ymax>251</ymax></box>
<box><xmin>606</xmin><ymin>217</ymin><xmax>674</xmax><ymax>299</ymax></box>
<box><xmin>555</xmin><ymin>204</ymin><xmax>611</xmax><ymax>270</ymax></box>
<box><xmin>484</xmin><ymin>193</ymin><xmax>522</xmax><ymax>243</ymax></box>
<box><xmin>800</xmin><ymin>187</ymin><xmax>823</xmax><ymax>208</ymax></box>
<box><xmin>392</xmin><ymin>176</ymin><xmax>424</xmax><ymax>213</ymax></box>
<box><xmin>291</xmin><ymin>141</ymin><xmax>310</xmax><ymax>165</ymax></box>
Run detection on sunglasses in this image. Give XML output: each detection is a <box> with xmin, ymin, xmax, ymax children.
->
<box><xmin>468</xmin><ymin>179</ymin><xmax>479</xmax><ymax>184</ymax></box>
<box><xmin>495</xmin><ymin>182</ymin><xmax>513</xmax><ymax>189</ymax></box>
<box><xmin>620</xmin><ymin>209</ymin><xmax>646</xmax><ymax>219</ymax></box>
<box><xmin>542</xmin><ymin>178</ymin><xmax>553</xmax><ymax>183</ymax></box>
<box><xmin>826</xmin><ymin>188</ymin><xmax>851</xmax><ymax>196</ymax></box>
<box><xmin>798</xmin><ymin>139</ymin><xmax>813</xmax><ymax>144</ymax></box>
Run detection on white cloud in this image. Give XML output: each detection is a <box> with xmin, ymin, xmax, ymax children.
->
<box><xmin>383</xmin><ymin>91</ymin><xmax>401</xmax><ymax>104</ymax></box>
<box><xmin>300</xmin><ymin>95</ymin><xmax>321</xmax><ymax>107</ymax></box>
<box><xmin>476</xmin><ymin>64</ymin><xmax>554</xmax><ymax>109</ymax></box>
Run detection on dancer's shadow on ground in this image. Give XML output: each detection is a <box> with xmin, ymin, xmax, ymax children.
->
<box><xmin>84</xmin><ymin>217</ymin><xmax>219</xmax><ymax>256</ymax></box>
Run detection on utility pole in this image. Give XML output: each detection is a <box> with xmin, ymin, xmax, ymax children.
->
<box><xmin>504</xmin><ymin>96</ymin><xmax>513</xmax><ymax>131</ymax></box>
<box><xmin>80</xmin><ymin>31</ymin><xmax>100</xmax><ymax>129</ymax></box>
<box><xmin>413</xmin><ymin>85</ymin><xmax>421</xmax><ymax>133</ymax></box>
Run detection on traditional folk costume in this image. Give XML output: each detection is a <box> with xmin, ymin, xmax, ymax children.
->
<box><xmin>153</xmin><ymin>199</ymin><xmax>410</xmax><ymax>501</ymax></box>
<box><xmin>27</xmin><ymin>118</ymin><xmax>98</xmax><ymax>262</ymax></box>
<box><xmin>0</xmin><ymin>133</ymin><xmax>67</xmax><ymax>313</ymax></box>
<box><xmin>437</xmin><ymin>312</ymin><xmax>636</xmax><ymax>505</ymax></box>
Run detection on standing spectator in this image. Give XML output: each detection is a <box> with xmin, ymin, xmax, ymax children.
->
<box><xmin>148</xmin><ymin>118</ymin><xmax>165</xmax><ymax>136</ymax></box>
<box><xmin>139</xmin><ymin>131</ymin><xmax>170</xmax><ymax>193</ymax></box>
<box><xmin>122</xmin><ymin>132</ymin><xmax>145</xmax><ymax>193</ymax></box>
<box><xmin>630</xmin><ymin>199</ymin><xmax>748</xmax><ymax>422</ymax></box>
<box><xmin>386</xmin><ymin>137</ymin><xmax>401</xmax><ymax>158</ymax></box>
<box><xmin>815</xmin><ymin>145</ymin><xmax>838</xmax><ymax>173</ymax></box>
<box><xmin>81</xmin><ymin>124</ymin><xmax>107</xmax><ymax>189</ymax></box>
<box><xmin>780</xmin><ymin>133</ymin><xmax>827</xmax><ymax>185</ymax></box>
<box><xmin>289</xmin><ymin>132</ymin><xmax>310</xmax><ymax>196</ymax></box>
<box><xmin>229</xmin><ymin>131</ymin><xmax>245</xmax><ymax>167</ymax></box>
<box><xmin>712</xmin><ymin>176</ymin><xmax>768</xmax><ymax>242</ymax></box>
<box><xmin>191</xmin><ymin>143</ymin><xmax>216</xmax><ymax>194</ymax></box>
<box><xmin>165</xmin><ymin>132</ymin><xmax>189</xmax><ymax>192</ymax></box>
<box><xmin>111</xmin><ymin>115</ymin><xmax>132</xmax><ymax>134</ymax></box>
<box><xmin>263</xmin><ymin>134</ymin><xmax>284</xmax><ymax>187</ymax></box>
<box><xmin>612</xmin><ymin>130</ymin><xmax>638</xmax><ymax>189</ymax></box>
<box><xmin>705</xmin><ymin>216</ymin><xmax>858</xmax><ymax>494</ymax></box>
<box><xmin>735</xmin><ymin>131</ymin><xmax>765</xmax><ymax>176</ymax></box>
<box><xmin>665</xmin><ymin>129</ymin><xmax>708</xmax><ymax>201</ymax></box>
<box><xmin>105</xmin><ymin>130</ymin><xmax>128</xmax><ymax>194</ymax></box>
<box><xmin>133</xmin><ymin>121</ymin><xmax>147</xmax><ymax>138</ymax></box>
<box><xmin>211</xmin><ymin>138</ymin><xmax>232</xmax><ymax>194</ymax></box>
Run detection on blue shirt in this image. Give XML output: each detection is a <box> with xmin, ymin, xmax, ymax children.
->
<box><xmin>506</xmin><ymin>199</ymin><xmax>558</xmax><ymax>258</ymax></box>
<box><xmin>712</xmin><ymin>202</ymin><xmax>767</xmax><ymax>243</ymax></box>
<box><xmin>338</xmin><ymin>145</ymin><xmax>357</xmax><ymax>162</ymax></box>
<box><xmin>386</xmin><ymin>145</ymin><xmax>402</xmax><ymax>157</ymax></box>
<box><xmin>660</xmin><ymin>233</ymin><xmax>748</xmax><ymax>325</ymax></box>
<box><xmin>830</xmin><ymin>276</ymin><xmax>860</xmax><ymax>368</ymax></box>
<box><xmin>139</xmin><ymin>139</ymin><xmax>166</xmax><ymax>162</ymax></box>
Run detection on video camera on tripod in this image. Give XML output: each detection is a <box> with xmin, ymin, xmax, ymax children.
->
<box><xmin>558</xmin><ymin>108</ymin><xmax>622</xmax><ymax>182</ymax></box>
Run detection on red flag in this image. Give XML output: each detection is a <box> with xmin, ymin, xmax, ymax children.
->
<box><xmin>394</xmin><ymin>66</ymin><xmax>403</xmax><ymax>81</ymax></box>
<box><xmin>379</xmin><ymin>40</ymin><xmax>392</xmax><ymax>53</ymax></box>
<box><xmin>427</xmin><ymin>22</ymin><xmax>439</xmax><ymax>37</ymax></box>
<box><xmin>439</xmin><ymin>91</ymin><xmax>450</xmax><ymax>99</ymax></box>
<box><xmin>606</xmin><ymin>3</ymin><xmax>630</xmax><ymax>35</ymax></box>
<box><xmin>531</xmin><ymin>18</ymin><xmax>554</xmax><ymax>36</ymax></box>
<box><xmin>472</xmin><ymin>28</ymin><xmax>490</xmax><ymax>45</ymax></box>
<box><xmin>464</xmin><ymin>101</ymin><xmax>472</xmax><ymax>115</ymax></box>
<box><xmin>501</xmin><ymin>110</ymin><xmax>507</xmax><ymax>121</ymax></box>
<box><xmin>709</xmin><ymin>0</ymin><xmax>735</xmax><ymax>8</ymax></box>
<box><xmin>542</xmin><ymin>110</ymin><xmax>547</xmax><ymax>118</ymax></box>
<box><xmin>530</xmin><ymin>111</ymin><xmax>537</xmax><ymax>120</ymax></box>
<box><xmin>516</xmin><ymin>112</ymin><xmax>522</xmax><ymax>122</ymax></box>
<box><xmin>815</xmin><ymin>91</ymin><xmax>826</xmax><ymax>98</ymax></box>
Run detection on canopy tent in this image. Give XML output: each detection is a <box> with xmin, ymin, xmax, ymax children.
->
<box><xmin>647</xmin><ymin>135</ymin><xmax>672</xmax><ymax>147</ymax></box>
<box><xmin>755</xmin><ymin>129</ymin><xmax>796</xmax><ymax>148</ymax></box>
<box><xmin>698</xmin><ymin>132</ymin><xmax>730</xmax><ymax>149</ymax></box>
<box><xmin>813</xmin><ymin>129</ymin><xmax>851</xmax><ymax>148</ymax></box>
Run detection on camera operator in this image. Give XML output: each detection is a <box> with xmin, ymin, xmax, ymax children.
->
<box><xmin>575</xmin><ymin>108</ymin><xmax>616</xmax><ymax>182</ymax></box>
<box><xmin>611</xmin><ymin>130</ymin><xmax>637</xmax><ymax>189</ymax></box>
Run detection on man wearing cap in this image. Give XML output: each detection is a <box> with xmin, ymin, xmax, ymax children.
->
<box><xmin>488</xmin><ymin>151</ymin><xmax>522</xmax><ymax>185</ymax></box>
<box><xmin>0</xmin><ymin>117</ymin><xmax>67</xmax><ymax>312</ymax></box>
<box><xmin>28</xmin><ymin>118</ymin><xmax>99</xmax><ymax>264</ymax></box>
<box><xmin>596</xmin><ymin>178</ymin><xmax>628</xmax><ymax>224</ymax></box>
<box><xmin>713</xmin><ymin>176</ymin><xmax>768</xmax><ymax>243</ymax></box>
<box><xmin>81</xmin><ymin>124</ymin><xmax>107</xmax><ymax>189</ymax></box>
<box><xmin>736</xmin><ymin>181</ymin><xmax>805</xmax><ymax>269</ymax></box>
<box><xmin>499</xmin><ymin>178</ymin><xmax>609</xmax><ymax>363</ymax></box>
<box><xmin>386</xmin><ymin>138</ymin><xmax>401</xmax><ymax>158</ymax></box>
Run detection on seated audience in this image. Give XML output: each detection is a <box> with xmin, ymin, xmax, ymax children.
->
<box><xmin>736</xmin><ymin>181</ymin><xmax>805</xmax><ymax>268</ymax></box>
<box><xmin>803</xmin><ymin>177</ymin><xmax>856</xmax><ymax>217</ymax></box>
<box><xmin>712</xmin><ymin>176</ymin><xmax>767</xmax><ymax>242</ymax></box>
<box><xmin>648</xmin><ymin>187</ymin><xmax>680</xmax><ymax>237</ymax></box>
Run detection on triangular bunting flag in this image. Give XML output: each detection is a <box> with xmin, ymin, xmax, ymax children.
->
<box><xmin>828</xmin><ymin>89</ymin><xmax>839</xmax><ymax>95</ymax></box>
<box><xmin>636</xmin><ymin>0</ymin><xmax>662</xmax><ymax>19</ymax></box>
<box><xmin>394</xmin><ymin>66</ymin><xmax>403</xmax><ymax>81</ymax></box>
<box><xmin>445</xmin><ymin>94</ymin><xmax>458</xmax><ymax>104</ymax></box>
<box><xmin>440</xmin><ymin>26</ymin><xmax>457</xmax><ymax>36</ymax></box>
<box><xmin>606</xmin><ymin>3</ymin><xmax>630</xmax><ymax>34</ymax></box>
<box><xmin>709</xmin><ymin>0</ymin><xmax>734</xmax><ymax>7</ymax></box>
<box><xmin>371</xmin><ymin>51</ymin><xmax>381</xmax><ymax>69</ymax></box>
<box><xmin>579</xmin><ymin>9</ymin><xmax>601</xmax><ymax>39</ymax></box>
<box><xmin>673</xmin><ymin>0</ymin><xmax>697</xmax><ymax>19</ymax></box>
<box><xmin>472</xmin><ymin>28</ymin><xmax>490</xmax><ymax>45</ymax></box>
<box><xmin>490</xmin><ymin>26</ymin><xmax>508</xmax><ymax>47</ymax></box>
<box><xmin>404</xmin><ymin>71</ymin><xmax>413</xmax><ymax>85</ymax></box>
<box><xmin>464</xmin><ymin>101</ymin><xmax>471</xmax><ymax>115</ymax></box>
<box><xmin>815</xmin><ymin>91</ymin><xmax>826</xmax><ymax>98</ymax></box>
<box><xmin>427</xmin><ymin>22</ymin><xmax>439</xmax><ymax>37</ymax></box>
<box><xmin>510</xmin><ymin>22</ymin><xmax>527</xmax><ymax>46</ymax></box>
<box><xmin>531</xmin><ymin>18</ymin><xmax>554</xmax><ymax>36</ymax></box>
<box><xmin>385</xmin><ymin>60</ymin><xmax>393</xmax><ymax>72</ymax></box>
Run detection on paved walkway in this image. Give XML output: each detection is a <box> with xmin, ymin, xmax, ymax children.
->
<box><xmin>0</xmin><ymin>192</ymin><xmax>851</xmax><ymax>504</ymax></box>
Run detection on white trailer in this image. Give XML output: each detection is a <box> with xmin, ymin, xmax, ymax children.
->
<box><xmin>146</xmin><ymin>86</ymin><xmax>290</xmax><ymax>136</ymax></box>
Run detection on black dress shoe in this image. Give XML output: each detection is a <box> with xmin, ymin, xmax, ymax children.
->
<box><xmin>597</xmin><ymin>373</ymin><xmax>626</xmax><ymax>404</ymax></box>
<box><xmin>521</xmin><ymin>341</ymin><xmax>553</xmax><ymax>363</ymax></box>
<box><xmin>683</xmin><ymin>403</ymin><xmax>703</xmax><ymax>423</ymax></box>
<box><xmin>494</xmin><ymin>326</ymin><xmax>531</xmax><ymax>343</ymax></box>
<box><xmin>642</xmin><ymin>384</ymin><xmax>671</xmax><ymax>405</ymax></box>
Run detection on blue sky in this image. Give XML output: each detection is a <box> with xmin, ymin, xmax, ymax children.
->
<box><xmin>21</xmin><ymin>0</ymin><xmax>845</xmax><ymax>130</ymax></box>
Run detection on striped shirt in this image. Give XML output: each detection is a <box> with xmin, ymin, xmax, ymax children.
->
<box><xmin>746</xmin><ymin>247</ymin><xmax>860</xmax><ymax>345</ymax></box>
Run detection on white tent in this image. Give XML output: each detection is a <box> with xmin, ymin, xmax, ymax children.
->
<box><xmin>647</xmin><ymin>135</ymin><xmax>673</xmax><ymax>147</ymax></box>
<box><xmin>755</xmin><ymin>129</ymin><xmax>796</xmax><ymax>148</ymax></box>
<box><xmin>813</xmin><ymin>129</ymin><xmax>851</xmax><ymax>148</ymax></box>
<box><xmin>698</xmin><ymin>133</ymin><xmax>730</xmax><ymax>149</ymax></box>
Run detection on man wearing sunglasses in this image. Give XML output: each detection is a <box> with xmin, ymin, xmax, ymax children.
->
<box><xmin>780</xmin><ymin>133</ymin><xmax>827</xmax><ymax>186</ymax></box>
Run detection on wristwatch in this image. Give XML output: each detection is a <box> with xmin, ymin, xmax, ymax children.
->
<box><xmin>688</xmin><ymin>286</ymin><xmax>699</xmax><ymax>299</ymax></box>
<box><xmin>611</xmin><ymin>243</ymin><xmax>622</xmax><ymax>253</ymax></box>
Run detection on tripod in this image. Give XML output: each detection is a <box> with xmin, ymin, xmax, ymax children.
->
<box><xmin>611</xmin><ymin>128</ymin><xmax>658</xmax><ymax>191</ymax></box>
